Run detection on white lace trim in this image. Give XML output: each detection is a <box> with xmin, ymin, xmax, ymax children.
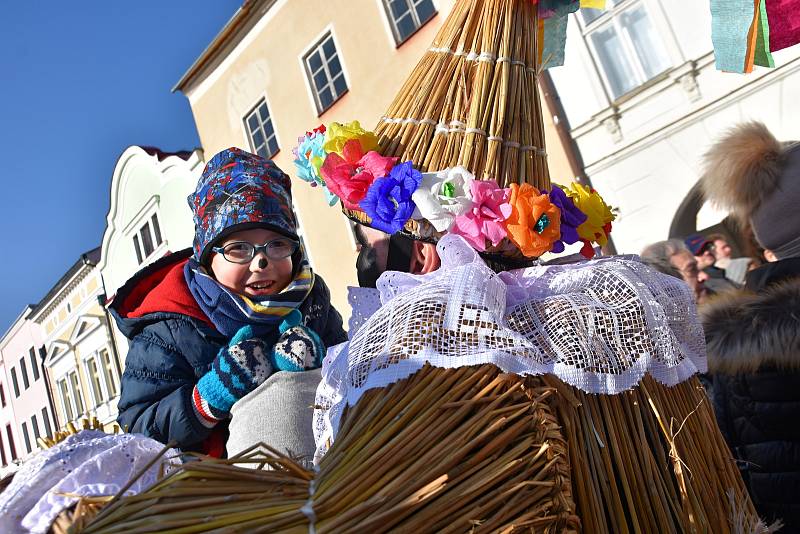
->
<box><xmin>314</xmin><ymin>235</ymin><xmax>707</xmax><ymax>462</ymax></box>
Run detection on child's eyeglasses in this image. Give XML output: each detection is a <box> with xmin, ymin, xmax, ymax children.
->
<box><xmin>212</xmin><ymin>238</ymin><xmax>298</xmax><ymax>264</ymax></box>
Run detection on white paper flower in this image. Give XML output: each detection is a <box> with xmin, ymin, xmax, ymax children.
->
<box><xmin>411</xmin><ymin>166</ymin><xmax>475</xmax><ymax>232</ymax></box>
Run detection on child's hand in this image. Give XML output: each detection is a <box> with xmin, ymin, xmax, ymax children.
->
<box><xmin>270</xmin><ymin>309</ymin><xmax>326</xmax><ymax>372</ymax></box>
<box><xmin>195</xmin><ymin>325</ymin><xmax>274</xmax><ymax>419</ymax></box>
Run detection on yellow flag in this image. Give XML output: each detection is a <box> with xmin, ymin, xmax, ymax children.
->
<box><xmin>580</xmin><ymin>0</ymin><xmax>606</xmax><ymax>8</ymax></box>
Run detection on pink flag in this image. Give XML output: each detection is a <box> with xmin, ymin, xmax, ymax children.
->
<box><xmin>766</xmin><ymin>0</ymin><xmax>800</xmax><ymax>52</ymax></box>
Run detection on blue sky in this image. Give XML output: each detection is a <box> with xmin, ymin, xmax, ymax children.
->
<box><xmin>0</xmin><ymin>2</ymin><xmax>240</xmax><ymax>329</ymax></box>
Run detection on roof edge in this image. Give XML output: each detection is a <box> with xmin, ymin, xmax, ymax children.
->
<box><xmin>173</xmin><ymin>0</ymin><xmax>271</xmax><ymax>94</ymax></box>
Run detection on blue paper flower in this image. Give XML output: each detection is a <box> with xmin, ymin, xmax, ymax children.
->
<box><xmin>359</xmin><ymin>161</ymin><xmax>422</xmax><ymax>234</ymax></box>
<box><xmin>293</xmin><ymin>130</ymin><xmax>339</xmax><ymax>206</ymax></box>
<box><xmin>545</xmin><ymin>185</ymin><xmax>588</xmax><ymax>253</ymax></box>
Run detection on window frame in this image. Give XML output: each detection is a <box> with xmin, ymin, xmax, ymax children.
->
<box><xmin>0</xmin><ymin>382</ymin><xmax>5</xmax><ymax>407</ymax></box>
<box><xmin>29</xmin><ymin>347</ymin><xmax>40</xmax><ymax>381</ymax></box>
<box><xmin>85</xmin><ymin>356</ymin><xmax>106</xmax><ymax>407</ymax></box>
<box><xmin>302</xmin><ymin>30</ymin><xmax>349</xmax><ymax>115</ymax></box>
<box><xmin>42</xmin><ymin>407</ymin><xmax>53</xmax><ymax>439</ymax></box>
<box><xmin>31</xmin><ymin>414</ymin><xmax>40</xmax><ymax>447</ymax></box>
<box><xmin>58</xmin><ymin>377</ymin><xmax>75</xmax><ymax>422</ymax></box>
<box><xmin>576</xmin><ymin>0</ymin><xmax>671</xmax><ymax>101</ymax></box>
<box><xmin>124</xmin><ymin>196</ymin><xmax>166</xmax><ymax>267</ymax></box>
<box><xmin>381</xmin><ymin>0</ymin><xmax>437</xmax><ymax>45</ymax></box>
<box><xmin>0</xmin><ymin>431</ymin><xmax>6</xmax><ymax>467</ymax></box>
<box><xmin>19</xmin><ymin>357</ymin><xmax>30</xmax><ymax>390</ymax></box>
<box><xmin>21</xmin><ymin>421</ymin><xmax>31</xmax><ymax>454</ymax></box>
<box><xmin>99</xmin><ymin>347</ymin><xmax>120</xmax><ymax>400</ymax></box>
<box><xmin>243</xmin><ymin>97</ymin><xmax>281</xmax><ymax>160</ymax></box>
<box><xmin>5</xmin><ymin>424</ymin><xmax>17</xmax><ymax>461</ymax></box>
<box><xmin>10</xmin><ymin>368</ymin><xmax>19</xmax><ymax>397</ymax></box>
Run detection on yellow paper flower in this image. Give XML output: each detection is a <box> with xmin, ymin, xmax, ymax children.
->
<box><xmin>564</xmin><ymin>183</ymin><xmax>615</xmax><ymax>246</ymax></box>
<box><xmin>323</xmin><ymin>120</ymin><xmax>379</xmax><ymax>156</ymax></box>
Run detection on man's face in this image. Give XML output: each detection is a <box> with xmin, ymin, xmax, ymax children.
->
<box><xmin>713</xmin><ymin>239</ymin><xmax>732</xmax><ymax>260</ymax></box>
<box><xmin>694</xmin><ymin>244</ymin><xmax>716</xmax><ymax>270</ymax></box>
<box><xmin>670</xmin><ymin>251</ymin><xmax>709</xmax><ymax>303</ymax></box>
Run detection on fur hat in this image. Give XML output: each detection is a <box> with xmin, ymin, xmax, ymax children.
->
<box><xmin>701</xmin><ymin>122</ymin><xmax>800</xmax><ymax>259</ymax></box>
<box><xmin>188</xmin><ymin>148</ymin><xmax>297</xmax><ymax>265</ymax></box>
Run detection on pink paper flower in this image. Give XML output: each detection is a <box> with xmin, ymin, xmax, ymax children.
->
<box><xmin>320</xmin><ymin>139</ymin><xmax>398</xmax><ymax>210</ymax></box>
<box><xmin>450</xmin><ymin>180</ymin><xmax>512</xmax><ymax>251</ymax></box>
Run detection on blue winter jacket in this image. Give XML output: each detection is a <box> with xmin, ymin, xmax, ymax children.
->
<box><xmin>110</xmin><ymin>249</ymin><xmax>347</xmax><ymax>453</ymax></box>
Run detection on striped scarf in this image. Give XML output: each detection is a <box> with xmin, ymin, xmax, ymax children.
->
<box><xmin>184</xmin><ymin>258</ymin><xmax>314</xmax><ymax>339</ymax></box>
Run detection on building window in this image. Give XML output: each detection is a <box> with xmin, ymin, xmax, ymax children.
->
<box><xmin>383</xmin><ymin>0</ymin><xmax>436</xmax><ymax>44</ymax></box>
<box><xmin>21</xmin><ymin>422</ymin><xmax>31</xmax><ymax>454</ymax></box>
<box><xmin>304</xmin><ymin>33</ymin><xmax>348</xmax><ymax>114</ymax></box>
<box><xmin>0</xmin><ymin>383</ymin><xmax>5</xmax><ymax>407</ymax></box>
<box><xmin>244</xmin><ymin>100</ymin><xmax>279</xmax><ymax>159</ymax></box>
<box><xmin>10</xmin><ymin>368</ymin><xmax>19</xmax><ymax>397</ymax></box>
<box><xmin>5</xmin><ymin>425</ymin><xmax>16</xmax><ymax>461</ymax></box>
<box><xmin>0</xmin><ymin>432</ymin><xmax>6</xmax><ymax>467</ymax></box>
<box><xmin>132</xmin><ymin>214</ymin><xmax>164</xmax><ymax>265</ymax></box>
<box><xmin>19</xmin><ymin>358</ymin><xmax>30</xmax><ymax>390</ymax></box>
<box><xmin>86</xmin><ymin>357</ymin><xmax>106</xmax><ymax>407</ymax></box>
<box><xmin>578</xmin><ymin>0</ymin><xmax>670</xmax><ymax>100</ymax></box>
<box><xmin>69</xmin><ymin>371</ymin><xmax>85</xmax><ymax>418</ymax></box>
<box><xmin>31</xmin><ymin>415</ymin><xmax>40</xmax><ymax>448</ymax></box>
<box><xmin>42</xmin><ymin>408</ymin><xmax>53</xmax><ymax>439</ymax></box>
<box><xmin>58</xmin><ymin>378</ymin><xmax>74</xmax><ymax>422</ymax></box>
<box><xmin>29</xmin><ymin>347</ymin><xmax>40</xmax><ymax>381</ymax></box>
<box><xmin>100</xmin><ymin>348</ymin><xmax>119</xmax><ymax>399</ymax></box>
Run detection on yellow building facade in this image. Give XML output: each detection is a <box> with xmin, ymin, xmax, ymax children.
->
<box><xmin>175</xmin><ymin>0</ymin><xmax>571</xmax><ymax>316</ymax></box>
<box><xmin>31</xmin><ymin>249</ymin><xmax>121</xmax><ymax>433</ymax></box>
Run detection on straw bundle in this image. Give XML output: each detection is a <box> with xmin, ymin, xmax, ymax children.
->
<box><xmin>72</xmin><ymin>365</ymin><xmax>764</xmax><ymax>533</ymax></box>
<box><xmin>375</xmin><ymin>0</ymin><xmax>549</xmax><ymax>190</ymax></box>
<box><xmin>73</xmin><ymin>364</ymin><xmax>578</xmax><ymax>533</ymax></box>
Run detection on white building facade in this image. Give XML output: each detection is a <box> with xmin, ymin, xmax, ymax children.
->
<box><xmin>98</xmin><ymin>146</ymin><xmax>203</xmax><ymax>366</ymax></box>
<box><xmin>549</xmin><ymin>0</ymin><xmax>800</xmax><ymax>254</ymax></box>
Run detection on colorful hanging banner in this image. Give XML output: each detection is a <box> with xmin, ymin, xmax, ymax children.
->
<box><xmin>711</xmin><ymin>0</ymin><xmax>800</xmax><ymax>73</ymax></box>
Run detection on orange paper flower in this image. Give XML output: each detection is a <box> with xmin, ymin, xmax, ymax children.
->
<box><xmin>505</xmin><ymin>183</ymin><xmax>561</xmax><ymax>257</ymax></box>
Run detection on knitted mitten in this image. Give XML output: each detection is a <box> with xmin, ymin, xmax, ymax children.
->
<box><xmin>193</xmin><ymin>325</ymin><xmax>274</xmax><ymax>427</ymax></box>
<box><xmin>270</xmin><ymin>309</ymin><xmax>326</xmax><ymax>372</ymax></box>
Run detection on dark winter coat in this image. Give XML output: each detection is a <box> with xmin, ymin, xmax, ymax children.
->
<box><xmin>702</xmin><ymin>260</ymin><xmax>800</xmax><ymax>531</ymax></box>
<box><xmin>110</xmin><ymin>249</ymin><xmax>347</xmax><ymax>454</ymax></box>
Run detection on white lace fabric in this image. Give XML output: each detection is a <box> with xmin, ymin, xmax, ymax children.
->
<box><xmin>0</xmin><ymin>431</ymin><xmax>180</xmax><ymax>534</ymax></box>
<box><xmin>314</xmin><ymin>235</ymin><xmax>707</xmax><ymax>462</ymax></box>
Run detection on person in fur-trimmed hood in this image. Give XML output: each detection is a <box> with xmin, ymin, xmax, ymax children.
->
<box><xmin>701</xmin><ymin>122</ymin><xmax>800</xmax><ymax>531</ymax></box>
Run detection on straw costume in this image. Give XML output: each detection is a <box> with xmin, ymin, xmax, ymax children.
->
<box><xmin>35</xmin><ymin>0</ymin><xmax>800</xmax><ymax>532</ymax></box>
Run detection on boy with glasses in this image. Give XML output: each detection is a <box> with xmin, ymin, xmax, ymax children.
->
<box><xmin>110</xmin><ymin>148</ymin><xmax>346</xmax><ymax>456</ymax></box>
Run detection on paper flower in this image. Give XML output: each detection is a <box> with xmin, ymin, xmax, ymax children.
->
<box><xmin>564</xmin><ymin>182</ymin><xmax>616</xmax><ymax>258</ymax></box>
<box><xmin>360</xmin><ymin>161</ymin><xmax>422</xmax><ymax>234</ymax></box>
<box><xmin>323</xmin><ymin>120</ymin><xmax>379</xmax><ymax>156</ymax></box>
<box><xmin>544</xmin><ymin>184</ymin><xmax>587</xmax><ymax>253</ymax></box>
<box><xmin>293</xmin><ymin>126</ymin><xmax>338</xmax><ymax>206</ymax></box>
<box><xmin>411</xmin><ymin>166</ymin><xmax>475</xmax><ymax>232</ymax></box>
<box><xmin>450</xmin><ymin>180</ymin><xmax>512</xmax><ymax>251</ymax></box>
<box><xmin>320</xmin><ymin>139</ymin><xmax>397</xmax><ymax>210</ymax></box>
<box><xmin>504</xmin><ymin>183</ymin><xmax>562</xmax><ymax>257</ymax></box>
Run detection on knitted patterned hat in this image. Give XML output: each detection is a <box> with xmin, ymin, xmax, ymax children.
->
<box><xmin>188</xmin><ymin>147</ymin><xmax>297</xmax><ymax>265</ymax></box>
